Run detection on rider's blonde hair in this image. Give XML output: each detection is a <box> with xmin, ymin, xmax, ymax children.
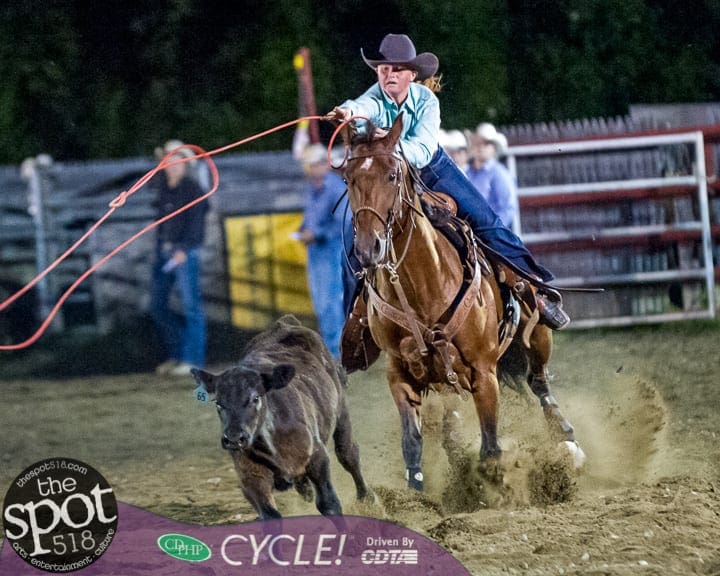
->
<box><xmin>419</xmin><ymin>73</ymin><xmax>442</xmax><ymax>94</ymax></box>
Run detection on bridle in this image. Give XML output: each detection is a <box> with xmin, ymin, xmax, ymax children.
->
<box><xmin>345</xmin><ymin>151</ymin><xmax>423</xmax><ymax>275</ymax></box>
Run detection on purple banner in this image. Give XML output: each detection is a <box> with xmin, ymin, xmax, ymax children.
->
<box><xmin>1</xmin><ymin>502</ymin><xmax>471</xmax><ymax>575</ymax></box>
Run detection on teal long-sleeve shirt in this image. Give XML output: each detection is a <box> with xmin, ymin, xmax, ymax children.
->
<box><xmin>339</xmin><ymin>82</ymin><xmax>440</xmax><ymax>169</ymax></box>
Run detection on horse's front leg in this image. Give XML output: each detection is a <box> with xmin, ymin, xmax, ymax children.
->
<box><xmin>470</xmin><ymin>367</ymin><xmax>502</xmax><ymax>476</ymax></box>
<box><xmin>387</xmin><ymin>359</ymin><xmax>425</xmax><ymax>490</ymax></box>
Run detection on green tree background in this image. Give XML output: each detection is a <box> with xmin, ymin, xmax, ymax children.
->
<box><xmin>0</xmin><ymin>0</ymin><xmax>718</xmax><ymax>163</ymax></box>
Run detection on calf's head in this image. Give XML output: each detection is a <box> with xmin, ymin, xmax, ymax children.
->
<box><xmin>191</xmin><ymin>364</ymin><xmax>295</xmax><ymax>451</ymax></box>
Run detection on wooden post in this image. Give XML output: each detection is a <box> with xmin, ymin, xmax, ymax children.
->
<box><xmin>24</xmin><ymin>155</ymin><xmax>59</xmax><ymax>330</ymax></box>
<box><xmin>293</xmin><ymin>47</ymin><xmax>320</xmax><ymax>145</ymax></box>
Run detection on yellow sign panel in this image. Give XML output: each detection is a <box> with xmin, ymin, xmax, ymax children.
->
<box><xmin>225</xmin><ymin>213</ymin><xmax>314</xmax><ymax>329</ymax></box>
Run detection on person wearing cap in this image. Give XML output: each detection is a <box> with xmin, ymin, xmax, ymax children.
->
<box><xmin>151</xmin><ymin>140</ymin><xmax>209</xmax><ymax>376</ymax></box>
<box><xmin>439</xmin><ymin>129</ymin><xmax>470</xmax><ymax>172</ymax></box>
<box><xmin>466</xmin><ymin>122</ymin><xmax>518</xmax><ymax>230</ymax></box>
<box><xmin>294</xmin><ymin>143</ymin><xmax>347</xmax><ymax>358</ymax></box>
<box><xmin>326</xmin><ymin>33</ymin><xmax>570</xmax><ymax>336</ymax></box>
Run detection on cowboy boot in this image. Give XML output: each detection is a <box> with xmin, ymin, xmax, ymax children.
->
<box><xmin>495</xmin><ymin>264</ymin><xmax>570</xmax><ymax>331</ymax></box>
<box><xmin>536</xmin><ymin>289</ymin><xmax>571</xmax><ymax>330</ymax></box>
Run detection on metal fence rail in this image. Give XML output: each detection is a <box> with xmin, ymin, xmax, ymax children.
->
<box><xmin>506</xmin><ymin>131</ymin><xmax>716</xmax><ymax>328</ymax></box>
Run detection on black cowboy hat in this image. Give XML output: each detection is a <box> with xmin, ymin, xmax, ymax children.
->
<box><xmin>361</xmin><ymin>34</ymin><xmax>439</xmax><ymax>81</ymax></box>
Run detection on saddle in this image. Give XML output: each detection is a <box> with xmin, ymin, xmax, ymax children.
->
<box><xmin>422</xmin><ymin>191</ymin><xmax>569</xmax><ymax>337</ymax></box>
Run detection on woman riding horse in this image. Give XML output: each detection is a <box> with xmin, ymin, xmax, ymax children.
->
<box><xmin>326</xmin><ymin>34</ymin><xmax>570</xmax><ymax>366</ymax></box>
<box><xmin>336</xmin><ymin>101</ymin><xmax>584</xmax><ymax>492</ymax></box>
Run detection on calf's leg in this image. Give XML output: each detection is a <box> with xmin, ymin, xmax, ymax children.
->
<box><xmin>306</xmin><ymin>445</ymin><xmax>343</xmax><ymax>516</ymax></box>
<box><xmin>236</xmin><ymin>460</ymin><xmax>282</xmax><ymax>519</ymax></box>
<box><xmin>333</xmin><ymin>399</ymin><xmax>370</xmax><ymax>500</ymax></box>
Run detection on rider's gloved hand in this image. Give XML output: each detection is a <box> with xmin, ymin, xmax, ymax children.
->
<box><xmin>325</xmin><ymin>107</ymin><xmax>349</xmax><ymax>122</ymax></box>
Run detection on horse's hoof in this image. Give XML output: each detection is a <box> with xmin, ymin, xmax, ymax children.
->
<box><xmin>405</xmin><ymin>468</ymin><xmax>424</xmax><ymax>491</ymax></box>
<box><xmin>479</xmin><ymin>452</ymin><xmax>503</xmax><ymax>482</ymax></box>
<box><xmin>561</xmin><ymin>440</ymin><xmax>586</xmax><ymax>469</ymax></box>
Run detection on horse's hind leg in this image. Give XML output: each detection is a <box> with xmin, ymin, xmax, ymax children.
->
<box><xmin>525</xmin><ymin>325</ymin><xmax>576</xmax><ymax>443</ymax></box>
<box><xmin>388</xmin><ymin>361</ymin><xmax>425</xmax><ymax>490</ymax></box>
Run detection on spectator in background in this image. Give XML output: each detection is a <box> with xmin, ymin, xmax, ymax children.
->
<box><xmin>151</xmin><ymin>140</ymin><xmax>208</xmax><ymax>376</ymax></box>
<box><xmin>294</xmin><ymin>143</ymin><xmax>346</xmax><ymax>358</ymax></box>
<box><xmin>466</xmin><ymin>123</ymin><xmax>519</xmax><ymax>230</ymax></box>
<box><xmin>439</xmin><ymin>128</ymin><xmax>469</xmax><ymax>172</ymax></box>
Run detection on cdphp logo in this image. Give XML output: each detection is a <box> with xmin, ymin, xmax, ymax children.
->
<box><xmin>157</xmin><ymin>533</ymin><xmax>212</xmax><ymax>563</ymax></box>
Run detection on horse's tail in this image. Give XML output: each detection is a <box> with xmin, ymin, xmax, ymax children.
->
<box><xmin>497</xmin><ymin>339</ymin><xmax>529</xmax><ymax>395</ymax></box>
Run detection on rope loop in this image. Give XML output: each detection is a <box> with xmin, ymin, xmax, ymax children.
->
<box><xmin>0</xmin><ymin>115</ymin><xmax>328</xmax><ymax>351</ymax></box>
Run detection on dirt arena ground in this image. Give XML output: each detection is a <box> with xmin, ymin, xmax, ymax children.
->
<box><xmin>1</xmin><ymin>320</ymin><xmax>719</xmax><ymax>575</ymax></box>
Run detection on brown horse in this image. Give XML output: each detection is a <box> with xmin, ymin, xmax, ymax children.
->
<box><xmin>340</xmin><ymin>115</ymin><xmax>584</xmax><ymax>490</ymax></box>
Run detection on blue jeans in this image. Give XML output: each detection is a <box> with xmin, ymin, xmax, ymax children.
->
<box><xmin>151</xmin><ymin>246</ymin><xmax>206</xmax><ymax>366</ymax></box>
<box><xmin>420</xmin><ymin>147</ymin><xmax>553</xmax><ymax>281</ymax></box>
<box><xmin>307</xmin><ymin>239</ymin><xmax>345</xmax><ymax>358</ymax></box>
<box><xmin>341</xmin><ymin>147</ymin><xmax>554</xmax><ymax>312</ymax></box>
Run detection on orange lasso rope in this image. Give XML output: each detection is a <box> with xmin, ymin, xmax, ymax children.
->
<box><xmin>0</xmin><ymin>115</ymin><xmax>327</xmax><ymax>351</ymax></box>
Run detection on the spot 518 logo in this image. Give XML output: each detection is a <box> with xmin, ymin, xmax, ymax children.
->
<box><xmin>3</xmin><ymin>458</ymin><xmax>118</xmax><ymax>573</ymax></box>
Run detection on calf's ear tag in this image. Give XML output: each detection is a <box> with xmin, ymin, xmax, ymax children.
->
<box><xmin>193</xmin><ymin>383</ymin><xmax>210</xmax><ymax>403</ymax></box>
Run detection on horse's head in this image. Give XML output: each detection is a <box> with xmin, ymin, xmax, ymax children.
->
<box><xmin>343</xmin><ymin>114</ymin><xmax>408</xmax><ymax>269</ymax></box>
